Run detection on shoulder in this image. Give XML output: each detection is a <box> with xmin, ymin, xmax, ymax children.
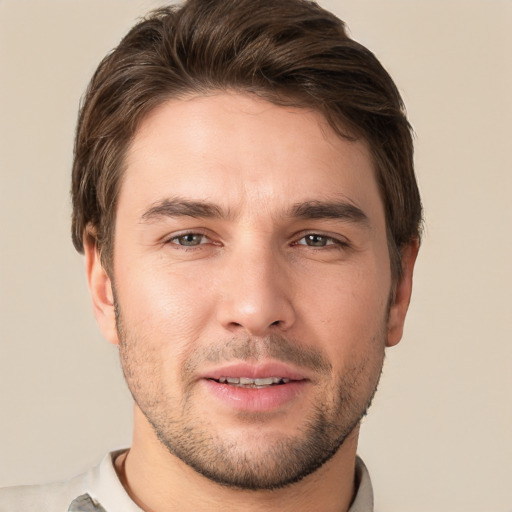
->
<box><xmin>0</xmin><ymin>477</ymin><xmax>86</xmax><ymax>512</ymax></box>
<box><xmin>0</xmin><ymin>450</ymin><xmax>139</xmax><ymax>512</ymax></box>
<box><xmin>0</xmin><ymin>450</ymin><xmax>128</xmax><ymax>512</ymax></box>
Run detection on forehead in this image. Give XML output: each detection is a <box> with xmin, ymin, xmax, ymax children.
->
<box><xmin>121</xmin><ymin>92</ymin><xmax>384</xmax><ymax>224</ymax></box>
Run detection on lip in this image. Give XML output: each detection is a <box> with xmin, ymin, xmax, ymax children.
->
<box><xmin>200</xmin><ymin>361</ymin><xmax>310</xmax><ymax>381</ymax></box>
<box><xmin>199</xmin><ymin>361</ymin><xmax>310</xmax><ymax>413</ymax></box>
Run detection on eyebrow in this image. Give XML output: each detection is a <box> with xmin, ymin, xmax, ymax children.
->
<box><xmin>140</xmin><ymin>197</ymin><xmax>369</xmax><ymax>226</ymax></box>
<box><xmin>289</xmin><ymin>200</ymin><xmax>370</xmax><ymax>226</ymax></box>
<box><xmin>141</xmin><ymin>198</ymin><xmax>226</xmax><ymax>222</ymax></box>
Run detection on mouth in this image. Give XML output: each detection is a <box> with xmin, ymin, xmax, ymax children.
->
<box><xmin>201</xmin><ymin>361</ymin><xmax>309</xmax><ymax>385</ymax></box>
<box><xmin>208</xmin><ymin>376</ymin><xmax>293</xmax><ymax>388</ymax></box>
<box><xmin>200</xmin><ymin>362</ymin><xmax>309</xmax><ymax>412</ymax></box>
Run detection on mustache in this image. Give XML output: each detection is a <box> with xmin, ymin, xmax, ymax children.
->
<box><xmin>182</xmin><ymin>334</ymin><xmax>333</xmax><ymax>378</ymax></box>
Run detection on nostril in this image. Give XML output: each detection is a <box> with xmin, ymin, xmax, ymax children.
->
<box><xmin>218</xmin><ymin>294</ymin><xmax>296</xmax><ymax>335</ymax></box>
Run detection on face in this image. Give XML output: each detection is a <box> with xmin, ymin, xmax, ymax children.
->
<box><xmin>88</xmin><ymin>93</ymin><xmax>415</xmax><ymax>490</ymax></box>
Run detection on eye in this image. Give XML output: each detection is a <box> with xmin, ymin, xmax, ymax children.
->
<box><xmin>169</xmin><ymin>233</ymin><xmax>209</xmax><ymax>246</ymax></box>
<box><xmin>297</xmin><ymin>234</ymin><xmax>338</xmax><ymax>247</ymax></box>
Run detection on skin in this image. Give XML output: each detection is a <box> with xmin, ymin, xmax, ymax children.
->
<box><xmin>85</xmin><ymin>93</ymin><xmax>418</xmax><ymax>512</ymax></box>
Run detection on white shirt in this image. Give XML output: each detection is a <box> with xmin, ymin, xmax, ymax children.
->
<box><xmin>0</xmin><ymin>451</ymin><xmax>373</xmax><ymax>511</ymax></box>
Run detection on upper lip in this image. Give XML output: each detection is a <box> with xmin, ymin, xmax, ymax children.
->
<box><xmin>200</xmin><ymin>361</ymin><xmax>310</xmax><ymax>381</ymax></box>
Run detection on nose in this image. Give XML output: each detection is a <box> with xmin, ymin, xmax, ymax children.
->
<box><xmin>216</xmin><ymin>245</ymin><xmax>296</xmax><ymax>336</ymax></box>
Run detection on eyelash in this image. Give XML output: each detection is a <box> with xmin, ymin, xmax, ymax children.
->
<box><xmin>166</xmin><ymin>231</ymin><xmax>349</xmax><ymax>250</ymax></box>
<box><xmin>293</xmin><ymin>233</ymin><xmax>349</xmax><ymax>249</ymax></box>
<box><xmin>167</xmin><ymin>232</ymin><xmax>212</xmax><ymax>247</ymax></box>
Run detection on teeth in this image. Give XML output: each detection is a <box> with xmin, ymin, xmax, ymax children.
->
<box><xmin>216</xmin><ymin>377</ymin><xmax>290</xmax><ymax>387</ymax></box>
<box><xmin>253</xmin><ymin>377</ymin><xmax>274</xmax><ymax>385</ymax></box>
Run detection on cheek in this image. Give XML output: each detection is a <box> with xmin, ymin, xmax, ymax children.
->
<box><xmin>114</xmin><ymin>258</ymin><xmax>216</xmax><ymax>353</ymax></box>
<box><xmin>297</xmin><ymin>260</ymin><xmax>390</xmax><ymax>359</ymax></box>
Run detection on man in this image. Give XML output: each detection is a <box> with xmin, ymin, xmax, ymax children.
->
<box><xmin>0</xmin><ymin>0</ymin><xmax>421</xmax><ymax>510</ymax></box>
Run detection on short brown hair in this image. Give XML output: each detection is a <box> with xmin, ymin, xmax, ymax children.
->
<box><xmin>71</xmin><ymin>0</ymin><xmax>422</xmax><ymax>280</ymax></box>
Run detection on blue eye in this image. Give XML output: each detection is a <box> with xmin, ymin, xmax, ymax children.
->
<box><xmin>170</xmin><ymin>233</ymin><xmax>207</xmax><ymax>246</ymax></box>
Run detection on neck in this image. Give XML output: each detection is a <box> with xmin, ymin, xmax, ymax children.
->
<box><xmin>116</xmin><ymin>406</ymin><xmax>360</xmax><ymax>512</ymax></box>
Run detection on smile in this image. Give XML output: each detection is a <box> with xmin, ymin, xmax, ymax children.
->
<box><xmin>212</xmin><ymin>377</ymin><xmax>292</xmax><ymax>388</ymax></box>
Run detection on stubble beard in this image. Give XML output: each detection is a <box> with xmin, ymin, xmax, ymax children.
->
<box><xmin>115</xmin><ymin>302</ymin><xmax>386</xmax><ymax>491</ymax></box>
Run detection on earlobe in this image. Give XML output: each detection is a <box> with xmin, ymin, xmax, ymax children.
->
<box><xmin>386</xmin><ymin>240</ymin><xmax>419</xmax><ymax>347</ymax></box>
<box><xmin>84</xmin><ymin>234</ymin><xmax>120</xmax><ymax>346</ymax></box>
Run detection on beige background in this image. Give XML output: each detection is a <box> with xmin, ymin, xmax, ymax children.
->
<box><xmin>1</xmin><ymin>1</ymin><xmax>511</xmax><ymax>510</ymax></box>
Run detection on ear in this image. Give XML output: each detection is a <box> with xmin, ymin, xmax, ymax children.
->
<box><xmin>386</xmin><ymin>239</ymin><xmax>419</xmax><ymax>347</ymax></box>
<box><xmin>83</xmin><ymin>234</ymin><xmax>120</xmax><ymax>346</ymax></box>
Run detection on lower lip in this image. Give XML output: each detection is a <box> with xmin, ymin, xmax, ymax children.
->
<box><xmin>201</xmin><ymin>379</ymin><xmax>308</xmax><ymax>412</ymax></box>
